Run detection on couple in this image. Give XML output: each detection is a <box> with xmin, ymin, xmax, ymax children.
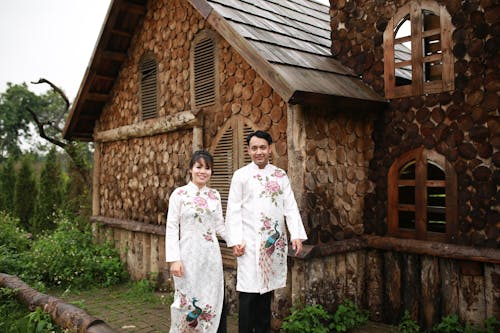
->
<box><xmin>165</xmin><ymin>130</ymin><xmax>308</xmax><ymax>333</ymax></box>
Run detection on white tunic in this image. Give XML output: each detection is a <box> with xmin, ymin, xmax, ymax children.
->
<box><xmin>225</xmin><ymin>162</ymin><xmax>307</xmax><ymax>294</ymax></box>
<box><xmin>166</xmin><ymin>181</ymin><xmax>226</xmax><ymax>333</ymax></box>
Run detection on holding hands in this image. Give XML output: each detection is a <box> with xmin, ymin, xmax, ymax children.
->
<box><xmin>232</xmin><ymin>241</ymin><xmax>246</xmax><ymax>257</ymax></box>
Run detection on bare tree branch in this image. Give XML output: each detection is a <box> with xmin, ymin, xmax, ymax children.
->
<box><xmin>26</xmin><ymin>106</ymin><xmax>67</xmax><ymax>149</ymax></box>
<box><xmin>31</xmin><ymin>78</ymin><xmax>70</xmax><ymax>110</ymax></box>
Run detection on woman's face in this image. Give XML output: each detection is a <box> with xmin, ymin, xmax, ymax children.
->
<box><xmin>190</xmin><ymin>158</ymin><xmax>212</xmax><ymax>188</ymax></box>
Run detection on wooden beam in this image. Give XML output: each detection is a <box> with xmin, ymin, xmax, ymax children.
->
<box><xmin>365</xmin><ymin>235</ymin><xmax>500</xmax><ymax>264</ymax></box>
<box><xmin>86</xmin><ymin>93</ymin><xmax>110</xmax><ymax>102</ymax></box>
<box><xmin>90</xmin><ymin>215</ymin><xmax>165</xmax><ymax>236</ymax></box>
<box><xmin>93</xmin><ymin>109</ymin><xmax>201</xmax><ymax>142</ymax></box>
<box><xmin>100</xmin><ymin>50</ymin><xmax>127</xmax><ymax>62</ymax></box>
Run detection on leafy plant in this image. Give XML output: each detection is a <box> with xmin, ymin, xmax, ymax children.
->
<box><xmin>281</xmin><ymin>304</ymin><xmax>331</xmax><ymax>333</ymax></box>
<box><xmin>26</xmin><ymin>307</ymin><xmax>64</xmax><ymax>333</ymax></box>
<box><xmin>330</xmin><ymin>299</ymin><xmax>369</xmax><ymax>332</ymax></box>
<box><xmin>433</xmin><ymin>314</ymin><xmax>464</xmax><ymax>333</ymax></box>
<box><xmin>483</xmin><ymin>316</ymin><xmax>500</xmax><ymax>333</ymax></box>
<box><xmin>398</xmin><ymin>310</ymin><xmax>420</xmax><ymax>333</ymax></box>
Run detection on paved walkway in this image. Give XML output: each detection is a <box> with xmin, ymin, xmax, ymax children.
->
<box><xmin>55</xmin><ymin>284</ymin><xmax>391</xmax><ymax>333</ymax></box>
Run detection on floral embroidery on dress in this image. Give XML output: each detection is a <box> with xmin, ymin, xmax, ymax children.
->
<box><xmin>254</xmin><ymin>170</ymin><xmax>283</xmax><ymax>206</ymax></box>
<box><xmin>177</xmin><ymin>292</ymin><xmax>217</xmax><ymax>332</ymax></box>
<box><xmin>203</xmin><ymin>230</ymin><xmax>214</xmax><ymax>242</ymax></box>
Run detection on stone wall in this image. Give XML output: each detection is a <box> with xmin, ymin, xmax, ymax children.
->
<box><xmin>303</xmin><ymin>106</ymin><xmax>376</xmax><ymax>244</ymax></box>
<box><xmin>330</xmin><ymin>0</ymin><xmax>499</xmax><ymax>247</ymax></box>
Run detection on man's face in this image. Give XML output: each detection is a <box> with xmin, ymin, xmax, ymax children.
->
<box><xmin>248</xmin><ymin>136</ymin><xmax>271</xmax><ymax>169</ymax></box>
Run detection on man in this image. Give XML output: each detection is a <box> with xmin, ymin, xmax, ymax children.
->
<box><xmin>225</xmin><ymin>130</ymin><xmax>307</xmax><ymax>333</ymax></box>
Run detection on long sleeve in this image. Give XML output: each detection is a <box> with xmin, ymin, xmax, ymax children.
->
<box><xmin>165</xmin><ymin>189</ymin><xmax>181</xmax><ymax>262</ymax></box>
<box><xmin>214</xmin><ymin>190</ymin><xmax>226</xmax><ymax>241</ymax></box>
<box><xmin>282</xmin><ymin>174</ymin><xmax>308</xmax><ymax>241</ymax></box>
<box><xmin>225</xmin><ymin>170</ymin><xmax>243</xmax><ymax>247</ymax></box>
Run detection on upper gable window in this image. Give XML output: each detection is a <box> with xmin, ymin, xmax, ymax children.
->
<box><xmin>139</xmin><ymin>52</ymin><xmax>158</xmax><ymax>120</ymax></box>
<box><xmin>191</xmin><ymin>31</ymin><xmax>218</xmax><ymax>108</ymax></box>
<box><xmin>383</xmin><ymin>1</ymin><xmax>454</xmax><ymax>98</ymax></box>
<box><xmin>388</xmin><ymin>148</ymin><xmax>457</xmax><ymax>242</ymax></box>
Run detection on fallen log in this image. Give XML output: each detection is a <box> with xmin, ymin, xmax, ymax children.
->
<box><xmin>0</xmin><ymin>273</ymin><xmax>116</xmax><ymax>333</ymax></box>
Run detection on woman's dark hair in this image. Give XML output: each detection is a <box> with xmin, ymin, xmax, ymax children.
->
<box><xmin>189</xmin><ymin>150</ymin><xmax>213</xmax><ymax>170</ymax></box>
<box><xmin>246</xmin><ymin>130</ymin><xmax>273</xmax><ymax>146</ymax></box>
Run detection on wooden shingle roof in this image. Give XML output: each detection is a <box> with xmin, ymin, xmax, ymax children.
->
<box><xmin>63</xmin><ymin>0</ymin><xmax>386</xmax><ymax>141</ymax></box>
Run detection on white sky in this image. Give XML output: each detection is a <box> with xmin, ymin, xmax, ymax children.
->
<box><xmin>0</xmin><ymin>0</ymin><xmax>111</xmax><ymax>101</ymax></box>
<box><xmin>0</xmin><ymin>0</ymin><xmax>330</xmax><ymax>103</ymax></box>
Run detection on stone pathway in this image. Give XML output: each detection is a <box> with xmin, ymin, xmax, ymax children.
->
<box><xmin>55</xmin><ymin>285</ymin><xmax>391</xmax><ymax>333</ymax></box>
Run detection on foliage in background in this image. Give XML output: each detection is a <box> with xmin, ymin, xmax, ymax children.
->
<box><xmin>432</xmin><ymin>314</ymin><xmax>500</xmax><ymax>333</ymax></box>
<box><xmin>25</xmin><ymin>216</ymin><xmax>128</xmax><ymax>288</ymax></box>
<box><xmin>32</xmin><ymin>146</ymin><xmax>62</xmax><ymax>232</ymax></box>
<box><xmin>0</xmin><ymin>83</ymin><xmax>43</xmax><ymax>159</ymax></box>
<box><xmin>0</xmin><ymin>157</ymin><xmax>16</xmax><ymax>215</ymax></box>
<box><xmin>281</xmin><ymin>299</ymin><xmax>368</xmax><ymax>333</ymax></box>
<box><xmin>13</xmin><ymin>155</ymin><xmax>37</xmax><ymax>231</ymax></box>
<box><xmin>0</xmin><ymin>213</ymin><xmax>128</xmax><ymax>290</ymax></box>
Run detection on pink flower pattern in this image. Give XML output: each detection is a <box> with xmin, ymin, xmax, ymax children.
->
<box><xmin>254</xmin><ymin>168</ymin><xmax>284</xmax><ymax>206</ymax></box>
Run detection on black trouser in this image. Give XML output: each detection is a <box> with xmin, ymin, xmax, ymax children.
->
<box><xmin>217</xmin><ymin>296</ymin><xmax>227</xmax><ymax>333</ymax></box>
<box><xmin>238</xmin><ymin>291</ymin><xmax>272</xmax><ymax>333</ymax></box>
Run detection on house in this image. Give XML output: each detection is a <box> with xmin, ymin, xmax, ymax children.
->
<box><xmin>63</xmin><ymin>0</ymin><xmax>499</xmax><ymax>329</ymax></box>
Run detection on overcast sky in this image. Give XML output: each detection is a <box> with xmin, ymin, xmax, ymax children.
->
<box><xmin>0</xmin><ymin>0</ymin><xmax>111</xmax><ymax>100</ymax></box>
<box><xmin>0</xmin><ymin>0</ymin><xmax>330</xmax><ymax>102</ymax></box>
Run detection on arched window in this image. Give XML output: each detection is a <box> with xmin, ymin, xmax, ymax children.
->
<box><xmin>191</xmin><ymin>31</ymin><xmax>218</xmax><ymax>108</ymax></box>
<box><xmin>388</xmin><ymin>148</ymin><xmax>457</xmax><ymax>242</ymax></box>
<box><xmin>139</xmin><ymin>52</ymin><xmax>158</xmax><ymax>120</ymax></box>
<box><xmin>209</xmin><ymin>116</ymin><xmax>255</xmax><ymax>213</ymax></box>
<box><xmin>384</xmin><ymin>1</ymin><xmax>454</xmax><ymax>98</ymax></box>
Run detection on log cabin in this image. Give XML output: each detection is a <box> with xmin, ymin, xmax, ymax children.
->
<box><xmin>63</xmin><ymin>0</ymin><xmax>499</xmax><ymax>330</ymax></box>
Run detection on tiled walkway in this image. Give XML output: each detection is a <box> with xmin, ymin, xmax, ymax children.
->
<box><xmin>56</xmin><ymin>285</ymin><xmax>391</xmax><ymax>333</ymax></box>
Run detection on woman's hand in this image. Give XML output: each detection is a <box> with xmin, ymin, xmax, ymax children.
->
<box><xmin>170</xmin><ymin>261</ymin><xmax>184</xmax><ymax>277</ymax></box>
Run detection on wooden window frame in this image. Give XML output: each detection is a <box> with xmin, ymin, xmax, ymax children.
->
<box><xmin>384</xmin><ymin>1</ymin><xmax>454</xmax><ymax>98</ymax></box>
<box><xmin>139</xmin><ymin>52</ymin><xmax>158</xmax><ymax>120</ymax></box>
<box><xmin>190</xmin><ymin>30</ymin><xmax>219</xmax><ymax>109</ymax></box>
<box><xmin>388</xmin><ymin>148</ymin><xmax>457</xmax><ymax>242</ymax></box>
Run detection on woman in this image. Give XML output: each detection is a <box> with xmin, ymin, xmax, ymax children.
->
<box><xmin>166</xmin><ymin>150</ymin><xmax>226</xmax><ymax>333</ymax></box>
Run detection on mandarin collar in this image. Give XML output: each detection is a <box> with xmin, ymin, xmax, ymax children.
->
<box><xmin>250</xmin><ymin>161</ymin><xmax>271</xmax><ymax>171</ymax></box>
<box><xmin>188</xmin><ymin>181</ymin><xmax>207</xmax><ymax>192</ymax></box>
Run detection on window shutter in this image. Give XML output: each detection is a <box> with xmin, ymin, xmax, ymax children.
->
<box><xmin>211</xmin><ymin>126</ymin><xmax>234</xmax><ymax>213</ymax></box>
<box><xmin>140</xmin><ymin>53</ymin><xmax>158</xmax><ymax>120</ymax></box>
<box><xmin>193</xmin><ymin>37</ymin><xmax>216</xmax><ymax>108</ymax></box>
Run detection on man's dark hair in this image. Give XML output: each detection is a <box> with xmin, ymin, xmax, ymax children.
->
<box><xmin>246</xmin><ymin>130</ymin><xmax>273</xmax><ymax>146</ymax></box>
<box><xmin>189</xmin><ymin>150</ymin><xmax>213</xmax><ymax>170</ymax></box>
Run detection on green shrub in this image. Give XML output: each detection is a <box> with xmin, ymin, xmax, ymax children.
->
<box><xmin>24</xmin><ymin>216</ymin><xmax>128</xmax><ymax>289</ymax></box>
<box><xmin>398</xmin><ymin>310</ymin><xmax>421</xmax><ymax>333</ymax></box>
<box><xmin>281</xmin><ymin>299</ymin><xmax>368</xmax><ymax>333</ymax></box>
<box><xmin>281</xmin><ymin>304</ymin><xmax>331</xmax><ymax>333</ymax></box>
<box><xmin>330</xmin><ymin>299</ymin><xmax>369</xmax><ymax>332</ymax></box>
<box><xmin>0</xmin><ymin>212</ymin><xmax>31</xmax><ymax>276</ymax></box>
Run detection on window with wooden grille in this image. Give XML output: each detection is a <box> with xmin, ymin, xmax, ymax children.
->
<box><xmin>383</xmin><ymin>1</ymin><xmax>454</xmax><ymax>98</ymax></box>
<box><xmin>139</xmin><ymin>52</ymin><xmax>158</xmax><ymax>120</ymax></box>
<box><xmin>388</xmin><ymin>148</ymin><xmax>457</xmax><ymax>242</ymax></box>
<box><xmin>209</xmin><ymin>116</ymin><xmax>255</xmax><ymax>214</ymax></box>
<box><xmin>191</xmin><ymin>31</ymin><xmax>218</xmax><ymax>108</ymax></box>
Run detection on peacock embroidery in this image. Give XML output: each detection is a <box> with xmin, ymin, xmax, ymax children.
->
<box><xmin>258</xmin><ymin>214</ymin><xmax>287</xmax><ymax>290</ymax></box>
<box><xmin>177</xmin><ymin>293</ymin><xmax>217</xmax><ymax>332</ymax></box>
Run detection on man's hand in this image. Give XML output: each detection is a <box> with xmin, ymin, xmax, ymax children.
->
<box><xmin>170</xmin><ymin>261</ymin><xmax>184</xmax><ymax>277</ymax></box>
<box><xmin>291</xmin><ymin>239</ymin><xmax>303</xmax><ymax>256</ymax></box>
<box><xmin>232</xmin><ymin>241</ymin><xmax>246</xmax><ymax>257</ymax></box>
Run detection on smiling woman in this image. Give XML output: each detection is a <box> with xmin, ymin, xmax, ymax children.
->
<box><xmin>0</xmin><ymin>0</ymin><xmax>111</xmax><ymax>100</ymax></box>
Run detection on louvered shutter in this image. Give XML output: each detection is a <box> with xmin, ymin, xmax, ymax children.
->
<box><xmin>140</xmin><ymin>54</ymin><xmax>158</xmax><ymax>120</ymax></box>
<box><xmin>211</xmin><ymin>126</ymin><xmax>234</xmax><ymax>214</ymax></box>
<box><xmin>193</xmin><ymin>37</ymin><xmax>216</xmax><ymax>108</ymax></box>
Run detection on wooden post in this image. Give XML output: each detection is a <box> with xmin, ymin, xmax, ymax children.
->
<box><xmin>193</xmin><ymin>125</ymin><xmax>203</xmax><ymax>151</ymax></box>
<box><xmin>92</xmin><ymin>141</ymin><xmax>101</xmax><ymax>217</ymax></box>
<box><xmin>286</xmin><ymin>103</ymin><xmax>306</xmax><ymax>211</ymax></box>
